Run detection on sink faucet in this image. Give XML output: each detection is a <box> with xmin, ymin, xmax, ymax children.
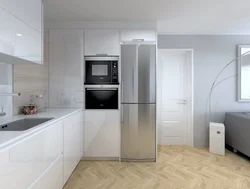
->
<box><xmin>0</xmin><ymin>93</ymin><xmax>21</xmax><ymax>117</ymax></box>
<box><xmin>0</xmin><ymin>106</ymin><xmax>6</xmax><ymax>117</ymax></box>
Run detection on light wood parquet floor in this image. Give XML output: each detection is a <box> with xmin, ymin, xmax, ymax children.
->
<box><xmin>64</xmin><ymin>145</ymin><xmax>250</xmax><ymax>189</ymax></box>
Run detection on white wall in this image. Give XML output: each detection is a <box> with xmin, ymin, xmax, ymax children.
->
<box><xmin>158</xmin><ymin>35</ymin><xmax>250</xmax><ymax>147</ymax></box>
<box><xmin>241</xmin><ymin>67</ymin><xmax>250</xmax><ymax>99</ymax></box>
<box><xmin>0</xmin><ymin>64</ymin><xmax>12</xmax><ymax>117</ymax></box>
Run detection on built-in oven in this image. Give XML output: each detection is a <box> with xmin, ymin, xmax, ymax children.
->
<box><xmin>85</xmin><ymin>56</ymin><xmax>119</xmax><ymax>85</ymax></box>
<box><xmin>85</xmin><ymin>88</ymin><xmax>118</xmax><ymax>109</ymax></box>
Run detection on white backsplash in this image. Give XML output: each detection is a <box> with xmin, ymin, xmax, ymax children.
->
<box><xmin>0</xmin><ymin>63</ymin><xmax>13</xmax><ymax>118</ymax></box>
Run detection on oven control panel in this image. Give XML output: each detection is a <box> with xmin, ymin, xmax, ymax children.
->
<box><xmin>111</xmin><ymin>61</ymin><xmax>119</xmax><ymax>83</ymax></box>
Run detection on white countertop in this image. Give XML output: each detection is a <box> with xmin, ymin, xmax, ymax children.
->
<box><xmin>0</xmin><ymin>108</ymin><xmax>83</xmax><ymax>150</ymax></box>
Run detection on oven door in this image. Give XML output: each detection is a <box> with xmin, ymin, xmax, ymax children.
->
<box><xmin>85</xmin><ymin>88</ymin><xmax>118</xmax><ymax>109</ymax></box>
<box><xmin>85</xmin><ymin>60</ymin><xmax>111</xmax><ymax>84</ymax></box>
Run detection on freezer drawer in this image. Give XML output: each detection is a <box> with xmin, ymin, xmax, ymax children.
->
<box><xmin>121</xmin><ymin>104</ymin><xmax>156</xmax><ymax>161</ymax></box>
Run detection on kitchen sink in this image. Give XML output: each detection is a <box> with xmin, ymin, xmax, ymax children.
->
<box><xmin>0</xmin><ymin>118</ymin><xmax>54</xmax><ymax>131</ymax></box>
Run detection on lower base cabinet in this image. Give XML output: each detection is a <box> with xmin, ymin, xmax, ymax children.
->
<box><xmin>29</xmin><ymin>155</ymin><xmax>63</xmax><ymax>189</ymax></box>
<box><xmin>84</xmin><ymin>110</ymin><xmax>120</xmax><ymax>158</ymax></box>
<box><xmin>0</xmin><ymin>110</ymin><xmax>83</xmax><ymax>189</ymax></box>
<box><xmin>0</xmin><ymin>120</ymin><xmax>63</xmax><ymax>189</ymax></box>
<box><xmin>63</xmin><ymin>111</ymin><xmax>83</xmax><ymax>184</ymax></box>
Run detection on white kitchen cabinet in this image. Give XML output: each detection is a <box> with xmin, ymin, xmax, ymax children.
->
<box><xmin>0</xmin><ymin>0</ymin><xmax>42</xmax><ymax>31</ymax></box>
<box><xmin>85</xmin><ymin>30</ymin><xmax>119</xmax><ymax>55</ymax></box>
<box><xmin>49</xmin><ymin>30</ymin><xmax>84</xmax><ymax>108</ymax></box>
<box><xmin>0</xmin><ymin>121</ymin><xmax>63</xmax><ymax>189</ymax></box>
<box><xmin>121</xmin><ymin>30</ymin><xmax>156</xmax><ymax>42</ymax></box>
<box><xmin>84</xmin><ymin>110</ymin><xmax>120</xmax><ymax>158</ymax></box>
<box><xmin>63</xmin><ymin>111</ymin><xmax>83</xmax><ymax>184</ymax></box>
<box><xmin>0</xmin><ymin>0</ymin><xmax>43</xmax><ymax>64</ymax></box>
<box><xmin>29</xmin><ymin>155</ymin><xmax>63</xmax><ymax>189</ymax></box>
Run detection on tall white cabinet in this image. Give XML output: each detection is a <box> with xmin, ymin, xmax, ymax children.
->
<box><xmin>0</xmin><ymin>0</ymin><xmax>43</xmax><ymax>64</ymax></box>
<box><xmin>49</xmin><ymin>30</ymin><xmax>84</xmax><ymax>108</ymax></box>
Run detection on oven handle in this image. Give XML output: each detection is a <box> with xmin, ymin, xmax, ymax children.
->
<box><xmin>86</xmin><ymin>88</ymin><xmax>118</xmax><ymax>91</ymax></box>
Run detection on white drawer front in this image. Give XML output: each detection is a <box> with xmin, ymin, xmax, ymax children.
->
<box><xmin>29</xmin><ymin>155</ymin><xmax>63</xmax><ymax>189</ymax></box>
<box><xmin>0</xmin><ymin>121</ymin><xmax>63</xmax><ymax>189</ymax></box>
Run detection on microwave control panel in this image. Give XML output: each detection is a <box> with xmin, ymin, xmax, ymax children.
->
<box><xmin>111</xmin><ymin>61</ymin><xmax>119</xmax><ymax>83</ymax></box>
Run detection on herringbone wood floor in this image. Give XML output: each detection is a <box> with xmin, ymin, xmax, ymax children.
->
<box><xmin>64</xmin><ymin>146</ymin><xmax>250</xmax><ymax>189</ymax></box>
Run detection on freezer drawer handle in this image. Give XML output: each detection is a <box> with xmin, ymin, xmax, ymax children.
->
<box><xmin>86</xmin><ymin>88</ymin><xmax>117</xmax><ymax>91</ymax></box>
<box><xmin>96</xmin><ymin>54</ymin><xmax>108</xmax><ymax>56</ymax></box>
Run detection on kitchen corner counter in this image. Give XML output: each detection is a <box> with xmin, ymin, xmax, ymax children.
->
<box><xmin>0</xmin><ymin>108</ymin><xmax>83</xmax><ymax>150</ymax></box>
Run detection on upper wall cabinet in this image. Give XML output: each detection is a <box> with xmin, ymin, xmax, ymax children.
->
<box><xmin>85</xmin><ymin>30</ymin><xmax>119</xmax><ymax>56</ymax></box>
<box><xmin>121</xmin><ymin>30</ymin><xmax>156</xmax><ymax>42</ymax></box>
<box><xmin>0</xmin><ymin>0</ymin><xmax>42</xmax><ymax>31</ymax></box>
<box><xmin>0</xmin><ymin>0</ymin><xmax>43</xmax><ymax>64</ymax></box>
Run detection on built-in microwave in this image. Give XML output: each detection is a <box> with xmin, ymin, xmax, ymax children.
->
<box><xmin>85</xmin><ymin>56</ymin><xmax>119</xmax><ymax>85</ymax></box>
<box><xmin>85</xmin><ymin>88</ymin><xmax>118</xmax><ymax>109</ymax></box>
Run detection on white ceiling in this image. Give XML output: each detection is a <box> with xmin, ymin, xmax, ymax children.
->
<box><xmin>44</xmin><ymin>0</ymin><xmax>250</xmax><ymax>34</ymax></box>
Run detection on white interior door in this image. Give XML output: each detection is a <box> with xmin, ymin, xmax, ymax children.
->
<box><xmin>158</xmin><ymin>49</ymin><xmax>192</xmax><ymax>145</ymax></box>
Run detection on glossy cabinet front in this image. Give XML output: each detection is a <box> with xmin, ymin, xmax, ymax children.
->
<box><xmin>0</xmin><ymin>0</ymin><xmax>42</xmax><ymax>31</ymax></box>
<box><xmin>0</xmin><ymin>111</ymin><xmax>83</xmax><ymax>189</ymax></box>
<box><xmin>0</xmin><ymin>120</ymin><xmax>63</xmax><ymax>189</ymax></box>
<box><xmin>0</xmin><ymin>0</ymin><xmax>43</xmax><ymax>64</ymax></box>
<box><xmin>84</xmin><ymin>110</ymin><xmax>120</xmax><ymax>158</ymax></box>
<box><xmin>63</xmin><ymin>111</ymin><xmax>83</xmax><ymax>184</ymax></box>
<box><xmin>49</xmin><ymin>30</ymin><xmax>84</xmax><ymax>108</ymax></box>
<box><xmin>30</xmin><ymin>155</ymin><xmax>64</xmax><ymax>189</ymax></box>
<box><xmin>85</xmin><ymin>30</ymin><xmax>120</xmax><ymax>55</ymax></box>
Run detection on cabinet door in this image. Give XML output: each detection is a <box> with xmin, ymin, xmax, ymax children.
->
<box><xmin>121</xmin><ymin>30</ymin><xmax>156</xmax><ymax>42</ymax></box>
<box><xmin>0</xmin><ymin>8</ymin><xmax>42</xmax><ymax>64</ymax></box>
<box><xmin>63</xmin><ymin>112</ymin><xmax>82</xmax><ymax>184</ymax></box>
<box><xmin>0</xmin><ymin>121</ymin><xmax>63</xmax><ymax>189</ymax></box>
<box><xmin>84</xmin><ymin>110</ymin><xmax>120</xmax><ymax>158</ymax></box>
<box><xmin>0</xmin><ymin>0</ymin><xmax>42</xmax><ymax>31</ymax></box>
<box><xmin>29</xmin><ymin>155</ymin><xmax>63</xmax><ymax>189</ymax></box>
<box><xmin>85</xmin><ymin>30</ymin><xmax>119</xmax><ymax>55</ymax></box>
<box><xmin>49</xmin><ymin>30</ymin><xmax>84</xmax><ymax>108</ymax></box>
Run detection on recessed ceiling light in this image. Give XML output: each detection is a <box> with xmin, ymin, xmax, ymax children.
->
<box><xmin>16</xmin><ymin>34</ymin><xmax>22</xmax><ymax>37</ymax></box>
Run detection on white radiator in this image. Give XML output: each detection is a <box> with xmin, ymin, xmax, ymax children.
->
<box><xmin>209</xmin><ymin>122</ymin><xmax>225</xmax><ymax>155</ymax></box>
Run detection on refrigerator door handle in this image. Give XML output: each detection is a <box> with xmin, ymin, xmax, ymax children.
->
<box><xmin>121</xmin><ymin>105</ymin><xmax>124</xmax><ymax>123</ymax></box>
<box><xmin>132</xmin><ymin>67</ymin><xmax>135</xmax><ymax>100</ymax></box>
<box><xmin>121</xmin><ymin>81</ymin><xmax>123</xmax><ymax>102</ymax></box>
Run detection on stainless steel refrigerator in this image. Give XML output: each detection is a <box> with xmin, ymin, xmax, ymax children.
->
<box><xmin>121</xmin><ymin>43</ymin><xmax>156</xmax><ymax>162</ymax></box>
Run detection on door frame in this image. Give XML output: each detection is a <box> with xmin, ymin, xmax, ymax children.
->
<box><xmin>157</xmin><ymin>49</ymin><xmax>194</xmax><ymax>147</ymax></box>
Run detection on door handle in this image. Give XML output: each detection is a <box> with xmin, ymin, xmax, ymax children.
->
<box><xmin>176</xmin><ymin>100</ymin><xmax>187</xmax><ymax>105</ymax></box>
<box><xmin>173</xmin><ymin>99</ymin><xmax>187</xmax><ymax>104</ymax></box>
<box><xmin>172</xmin><ymin>98</ymin><xmax>186</xmax><ymax>101</ymax></box>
